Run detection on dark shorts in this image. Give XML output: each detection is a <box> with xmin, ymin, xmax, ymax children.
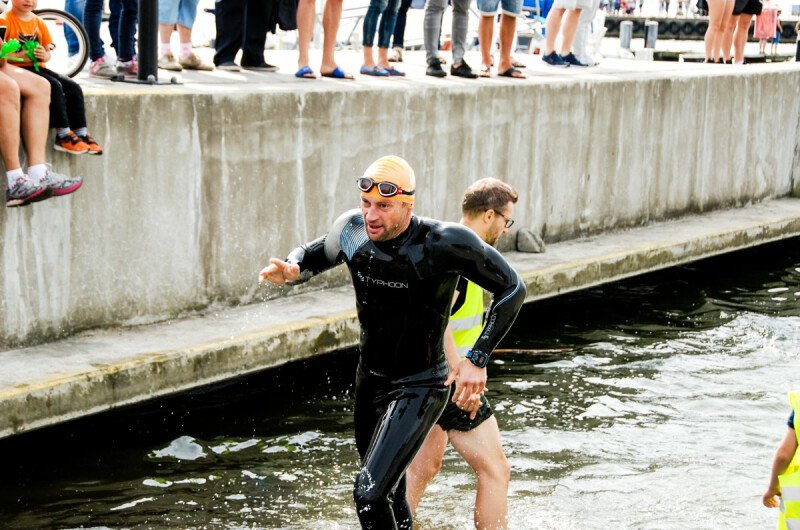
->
<box><xmin>436</xmin><ymin>385</ymin><xmax>494</xmax><ymax>432</ymax></box>
<box><xmin>732</xmin><ymin>0</ymin><xmax>760</xmax><ymax>16</ymax></box>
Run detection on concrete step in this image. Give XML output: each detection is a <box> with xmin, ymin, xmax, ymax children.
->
<box><xmin>2</xmin><ymin>197</ymin><xmax>800</xmax><ymax>439</ymax></box>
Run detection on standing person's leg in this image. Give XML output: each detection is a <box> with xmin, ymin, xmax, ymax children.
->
<box><xmin>424</xmin><ymin>0</ymin><xmax>447</xmax><ymax>65</ymax></box>
<box><xmin>733</xmin><ymin>13</ymin><xmax>752</xmax><ymax>62</ymax></box>
<box><xmin>405</xmin><ymin>425</ymin><xmax>449</xmax><ymax>514</ymax></box>
<box><xmin>704</xmin><ymin>0</ymin><xmax>724</xmax><ymax>60</ymax></box>
<box><xmin>715</xmin><ymin>0</ymin><xmax>735</xmax><ymax>61</ymax></box>
<box><xmin>389</xmin><ymin>0</ymin><xmax>412</xmax><ymax>60</ymax></box>
<box><xmin>559</xmin><ymin>8</ymin><xmax>583</xmax><ymax>55</ymax></box>
<box><xmin>476</xmin><ymin>0</ymin><xmax>497</xmax><ymax>75</ymax></box>
<box><xmin>83</xmin><ymin>0</ymin><xmax>109</xmax><ymax>63</ymax></box>
<box><xmin>320</xmin><ymin>0</ymin><xmax>350</xmax><ymax>76</ymax></box>
<box><xmin>214</xmin><ymin>0</ymin><xmax>245</xmax><ymax>68</ymax></box>
<box><xmin>117</xmin><ymin>0</ymin><xmax>139</xmax><ymax>62</ymax></box>
<box><xmin>158</xmin><ymin>0</ymin><xmax>180</xmax><ymax>69</ymax></box>
<box><xmin>376</xmin><ymin>0</ymin><xmax>402</xmax><ymax>71</ymax></box>
<box><xmin>448</xmin><ymin>417</ymin><xmax>510</xmax><ymax>530</ymax></box>
<box><xmin>450</xmin><ymin>0</ymin><xmax>470</xmax><ymax>67</ymax></box>
<box><xmin>296</xmin><ymin>0</ymin><xmax>316</xmax><ymax>71</ymax></box>
<box><xmin>574</xmin><ymin>0</ymin><xmax>600</xmax><ymax>63</ymax></box>
<box><xmin>64</xmin><ymin>0</ymin><xmax>86</xmax><ymax>57</ymax></box>
<box><xmin>362</xmin><ymin>0</ymin><xmax>389</xmax><ymax>71</ymax></box>
<box><xmin>497</xmin><ymin>6</ymin><xmax>523</xmax><ymax>76</ymax></box>
<box><xmin>241</xmin><ymin>0</ymin><xmax>274</xmax><ymax>69</ymax></box>
<box><xmin>544</xmin><ymin>8</ymin><xmax>565</xmax><ymax>54</ymax></box>
<box><xmin>176</xmin><ymin>0</ymin><xmax>213</xmax><ymax>70</ymax></box>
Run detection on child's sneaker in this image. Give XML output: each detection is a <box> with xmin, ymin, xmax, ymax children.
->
<box><xmin>542</xmin><ymin>51</ymin><xmax>569</xmax><ymax>66</ymax></box>
<box><xmin>54</xmin><ymin>131</ymin><xmax>90</xmax><ymax>154</ymax></box>
<box><xmin>90</xmin><ymin>57</ymin><xmax>118</xmax><ymax>78</ymax></box>
<box><xmin>116</xmin><ymin>57</ymin><xmax>138</xmax><ymax>77</ymax></box>
<box><xmin>79</xmin><ymin>133</ymin><xmax>103</xmax><ymax>155</ymax></box>
<box><xmin>179</xmin><ymin>52</ymin><xmax>214</xmax><ymax>71</ymax></box>
<box><xmin>158</xmin><ymin>52</ymin><xmax>183</xmax><ymax>71</ymax></box>
<box><xmin>6</xmin><ymin>176</ymin><xmax>47</xmax><ymax>207</ymax></box>
<box><xmin>39</xmin><ymin>169</ymin><xmax>83</xmax><ymax>197</ymax></box>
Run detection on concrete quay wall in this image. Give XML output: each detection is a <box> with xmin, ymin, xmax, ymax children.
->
<box><xmin>1</xmin><ymin>63</ymin><xmax>798</xmax><ymax>348</ymax></box>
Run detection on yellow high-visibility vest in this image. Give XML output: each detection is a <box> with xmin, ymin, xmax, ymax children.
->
<box><xmin>779</xmin><ymin>391</ymin><xmax>800</xmax><ymax>530</ymax></box>
<box><xmin>450</xmin><ymin>280</ymin><xmax>484</xmax><ymax>357</ymax></box>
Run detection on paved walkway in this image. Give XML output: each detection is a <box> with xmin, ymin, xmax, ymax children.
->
<box><xmin>2</xmin><ymin>197</ymin><xmax>800</xmax><ymax>438</ymax></box>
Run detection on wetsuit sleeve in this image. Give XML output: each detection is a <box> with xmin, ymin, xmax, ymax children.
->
<box><xmin>438</xmin><ymin>224</ymin><xmax>526</xmax><ymax>363</ymax></box>
<box><xmin>790</xmin><ymin>411</ymin><xmax>795</xmax><ymax>429</ymax></box>
<box><xmin>284</xmin><ymin>210</ymin><xmax>354</xmax><ymax>283</ymax></box>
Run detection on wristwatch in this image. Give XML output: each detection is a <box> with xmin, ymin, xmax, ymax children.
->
<box><xmin>466</xmin><ymin>349</ymin><xmax>489</xmax><ymax>368</ymax></box>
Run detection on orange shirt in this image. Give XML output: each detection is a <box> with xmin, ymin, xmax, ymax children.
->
<box><xmin>0</xmin><ymin>10</ymin><xmax>52</xmax><ymax>67</ymax></box>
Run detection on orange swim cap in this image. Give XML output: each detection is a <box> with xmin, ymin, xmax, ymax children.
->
<box><xmin>360</xmin><ymin>155</ymin><xmax>416</xmax><ymax>204</ymax></box>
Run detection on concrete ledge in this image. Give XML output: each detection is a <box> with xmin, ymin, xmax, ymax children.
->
<box><xmin>2</xmin><ymin>197</ymin><xmax>800</xmax><ymax>439</ymax></box>
<box><xmin>2</xmin><ymin>53</ymin><xmax>798</xmax><ymax>349</ymax></box>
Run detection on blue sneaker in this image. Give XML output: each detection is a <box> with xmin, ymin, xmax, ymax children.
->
<box><xmin>561</xmin><ymin>52</ymin><xmax>588</xmax><ymax>67</ymax></box>
<box><xmin>542</xmin><ymin>52</ymin><xmax>569</xmax><ymax>67</ymax></box>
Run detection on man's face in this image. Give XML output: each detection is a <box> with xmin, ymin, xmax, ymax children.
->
<box><xmin>484</xmin><ymin>201</ymin><xmax>515</xmax><ymax>247</ymax></box>
<box><xmin>360</xmin><ymin>194</ymin><xmax>413</xmax><ymax>242</ymax></box>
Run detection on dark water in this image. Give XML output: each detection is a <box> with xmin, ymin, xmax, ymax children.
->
<box><xmin>1</xmin><ymin>238</ymin><xmax>799</xmax><ymax>529</ymax></box>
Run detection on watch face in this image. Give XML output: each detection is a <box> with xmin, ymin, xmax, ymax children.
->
<box><xmin>468</xmin><ymin>350</ymin><xmax>489</xmax><ymax>367</ymax></box>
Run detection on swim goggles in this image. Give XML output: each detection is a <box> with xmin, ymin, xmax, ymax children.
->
<box><xmin>356</xmin><ymin>177</ymin><xmax>415</xmax><ymax>198</ymax></box>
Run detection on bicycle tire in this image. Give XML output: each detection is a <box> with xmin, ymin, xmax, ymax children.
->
<box><xmin>33</xmin><ymin>8</ymin><xmax>89</xmax><ymax>79</ymax></box>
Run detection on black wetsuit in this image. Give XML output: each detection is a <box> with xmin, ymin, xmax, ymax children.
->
<box><xmin>286</xmin><ymin>210</ymin><xmax>526</xmax><ymax>529</ymax></box>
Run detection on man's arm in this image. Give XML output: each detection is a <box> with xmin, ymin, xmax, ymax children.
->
<box><xmin>259</xmin><ymin>211</ymin><xmax>353</xmax><ymax>286</ymax></box>
<box><xmin>439</xmin><ymin>224</ymin><xmax>526</xmax><ymax>406</ymax></box>
<box><xmin>763</xmin><ymin>426</ymin><xmax>798</xmax><ymax>507</ymax></box>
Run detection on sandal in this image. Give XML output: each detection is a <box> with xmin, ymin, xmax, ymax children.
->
<box><xmin>321</xmin><ymin>66</ymin><xmax>355</xmax><ymax>79</ymax></box>
<box><xmin>479</xmin><ymin>64</ymin><xmax>491</xmax><ymax>78</ymax></box>
<box><xmin>295</xmin><ymin>65</ymin><xmax>317</xmax><ymax>79</ymax></box>
<box><xmin>498</xmin><ymin>67</ymin><xmax>526</xmax><ymax>79</ymax></box>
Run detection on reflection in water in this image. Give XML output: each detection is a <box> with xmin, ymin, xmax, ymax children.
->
<box><xmin>0</xmin><ymin>238</ymin><xmax>798</xmax><ymax>529</ymax></box>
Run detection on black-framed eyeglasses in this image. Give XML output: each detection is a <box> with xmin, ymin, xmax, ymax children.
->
<box><xmin>493</xmin><ymin>210</ymin><xmax>515</xmax><ymax>229</ymax></box>
<box><xmin>356</xmin><ymin>177</ymin><xmax>415</xmax><ymax>198</ymax></box>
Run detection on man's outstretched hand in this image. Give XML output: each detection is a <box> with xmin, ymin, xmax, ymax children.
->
<box><xmin>259</xmin><ymin>258</ymin><xmax>300</xmax><ymax>286</ymax></box>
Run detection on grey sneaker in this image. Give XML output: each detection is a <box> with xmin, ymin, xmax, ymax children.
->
<box><xmin>39</xmin><ymin>170</ymin><xmax>83</xmax><ymax>197</ymax></box>
<box><xmin>158</xmin><ymin>52</ymin><xmax>183</xmax><ymax>72</ymax></box>
<box><xmin>179</xmin><ymin>52</ymin><xmax>214</xmax><ymax>71</ymax></box>
<box><xmin>89</xmin><ymin>57</ymin><xmax>118</xmax><ymax>78</ymax></box>
<box><xmin>116</xmin><ymin>57</ymin><xmax>138</xmax><ymax>77</ymax></box>
<box><xmin>6</xmin><ymin>176</ymin><xmax>47</xmax><ymax>207</ymax></box>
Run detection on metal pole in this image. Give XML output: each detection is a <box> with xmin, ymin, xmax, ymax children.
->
<box><xmin>644</xmin><ymin>20</ymin><xmax>658</xmax><ymax>48</ymax></box>
<box><xmin>620</xmin><ymin>20</ymin><xmax>633</xmax><ymax>49</ymax></box>
<box><xmin>138</xmin><ymin>0</ymin><xmax>158</xmax><ymax>82</ymax></box>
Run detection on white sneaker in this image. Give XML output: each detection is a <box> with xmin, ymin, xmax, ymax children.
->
<box><xmin>158</xmin><ymin>52</ymin><xmax>183</xmax><ymax>71</ymax></box>
<box><xmin>89</xmin><ymin>57</ymin><xmax>118</xmax><ymax>78</ymax></box>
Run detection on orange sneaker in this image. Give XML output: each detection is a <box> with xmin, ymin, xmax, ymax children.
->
<box><xmin>54</xmin><ymin>131</ymin><xmax>89</xmax><ymax>154</ymax></box>
<box><xmin>79</xmin><ymin>133</ymin><xmax>103</xmax><ymax>155</ymax></box>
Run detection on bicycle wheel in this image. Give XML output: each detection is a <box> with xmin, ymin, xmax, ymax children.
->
<box><xmin>34</xmin><ymin>8</ymin><xmax>89</xmax><ymax>79</ymax></box>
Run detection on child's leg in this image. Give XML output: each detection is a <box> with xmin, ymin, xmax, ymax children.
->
<box><xmin>25</xmin><ymin>68</ymin><xmax>70</xmax><ymax>131</ymax></box>
<box><xmin>118</xmin><ymin>0</ymin><xmax>139</xmax><ymax>61</ymax></box>
<box><xmin>41</xmin><ymin>68</ymin><xmax>87</xmax><ymax>132</ymax></box>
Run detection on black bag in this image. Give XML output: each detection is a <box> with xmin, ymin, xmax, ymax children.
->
<box><xmin>696</xmin><ymin>0</ymin><xmax>708</xmax><ymax>14</ymax></box>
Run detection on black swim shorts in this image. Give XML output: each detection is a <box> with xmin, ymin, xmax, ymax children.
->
<box><xmin>436</xmin><ymin>385</ymin><xmax>494</xmax><ymax>432</ymax></box>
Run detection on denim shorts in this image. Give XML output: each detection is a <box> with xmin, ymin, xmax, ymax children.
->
<box><xmin>477</xmin><ymin>0</ymin><xmax>522</xmax><ymax>17</ymax></box>
<box><xmin>158</xmin><ymin>0</ymin><xmax>200</xmax><ymax>27</ymax></box>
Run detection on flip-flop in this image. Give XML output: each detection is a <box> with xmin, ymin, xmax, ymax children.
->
<box><xmin>321</xmin><ymin>66</ymin><xmax>355</xmax><ymax>80</ymax></box>
<box><xmin>360</xmin><ymin>65</ymin><xmax>390</xmax><ymax>76</ymax></box>
<box><xmin>383</xmin><ymin>66</ymin><xmax>406</xmax><ymax>76</ymax></box>
<box><xmin>295</xmin><ymin>65</ymin><xmax>317</xmax><ymax>79</ymax></box>
<box><xmin>498</xmin><ymin>67</ymin><xmax>526</xmax><ymax>79</ymax></box>
<box><xmin>512</xmin><ymin>59</ymin><xmax>527</xmax><ymax>68</ymax></box>
<box><xmin>479</xmin><ymin>65</ymin><xmax>491</xmax><ymax>78</ymax></box>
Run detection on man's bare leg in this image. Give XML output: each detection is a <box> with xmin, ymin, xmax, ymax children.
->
<box><xmin>297</xmin><ymin>0</ymin><xmax>316</xmax><ymax>69</ymax></box>
<box><xmin>4</xmin><ymin>65</ymin><xmax>50</xmax><ymax>167</ymax></box>
<box><xmin>449</xmin><ymin>417</ymin><xmax>510</xmax><ymax>530</ymax></box>
<box><xmin>497</xmin><ymin>14</ymin><xmax>518</xmax><ymax>73</ymax></box>
<box><xmin>321</xmin><ymin>0</ymin><xmax>344</xmax><ymax>73</ymax></box>
<box><xmin>559</xmin><ymin>9</ymin><xmax>583</xmax><ymax>55</ymax></box>
<box><xmin>479</xmin><ymin>16</ymin><xmax>494</xmax><ymax>71</ymax></box>
<box><xmin>406</xmin><ymin>425</ymin><xmax>449</xmax><ymax>514</ymax></box>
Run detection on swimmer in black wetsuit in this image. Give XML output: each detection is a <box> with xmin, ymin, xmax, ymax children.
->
<box><xmin>259</xmin><ymin>155</ymin><xmax>525</xmax><ymax>529</ymax></box>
